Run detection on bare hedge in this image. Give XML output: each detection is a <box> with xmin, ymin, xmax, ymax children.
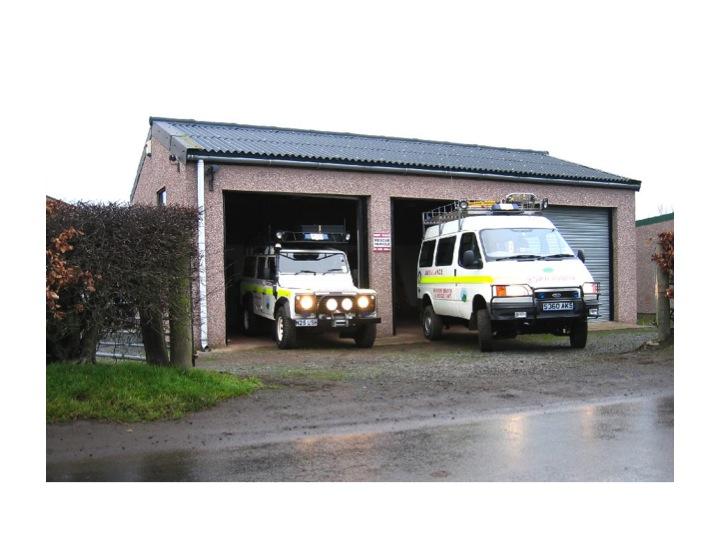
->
<box><xmin>46</xmin><ymin>200</ymin><xmax>199</xmax><ymax>365</ymax></box>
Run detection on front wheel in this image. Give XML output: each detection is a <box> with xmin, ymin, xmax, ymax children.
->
<box><xmin>354</xmin><ymin>324</ymin><xmax>377</xmax><ymax>348</ymax></box>
<box><xmin>570</xmin><ymin>318</ymin><xmax>588</xmax><ymax>349</ymax></box>
<box><xmin>422</xmin><ymin>305</ymin><xmax>443</xmax><ymax>340</ymax></box>
<box><xmin>476</xmin><ymin>309</ymin><xmax>493</xmax><ymax>352</ymax></box>
<box><xmin>274</xmin><ymin>304</ymin><xmax>297</xmax><ymax>349</ymax></box>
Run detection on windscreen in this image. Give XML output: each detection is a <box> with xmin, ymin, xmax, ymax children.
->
<box><xmin>479</xmin><ymin>228</ymin><xmax>574</xmax><ymax>261</ymax></box>
<box><xmin>278</xmin><ymin>251</ymin><xmax>349</xmax><ymax>274</ymax></box>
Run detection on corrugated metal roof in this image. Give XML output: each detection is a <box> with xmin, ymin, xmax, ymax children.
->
<box><xmin>149</xmin><ymin>117</ymin><xmax>639</xmax><ymax>187</ymax></box>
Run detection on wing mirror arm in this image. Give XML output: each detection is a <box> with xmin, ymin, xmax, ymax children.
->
<box><xmin>463</xmin><ymin>250</ymin><xmax>483</xmax><ymax>269</ymax></box>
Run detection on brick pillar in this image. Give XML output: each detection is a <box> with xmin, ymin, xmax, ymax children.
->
<box><xmin>203</xmin><ymin>185</ymin><xmax>227</xmax><ymax>349</ymax></box>
<box><xmin>612</xmin><ymin>202</ymin><xmax>638</xmax><ymax>323</ymax></box>
<box><xmin>367</xmin><ymin>196</ymin><xmax>393</xmax><ymax>337</ymax></box>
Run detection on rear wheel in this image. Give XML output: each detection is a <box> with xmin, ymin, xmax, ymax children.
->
<box><xmin>242</xmin><ymin>298</ymin><xmax>260</xmax><ymax>336</ymax></box>
<box><xmin>476</xmin><ymin>309</ymin><xmax>493</xmax><ymax>352</ymax></box>
<box><xmin>422</xmin><ymin>305</ymin><xmax>443</xmax><ymax>340</ymax></box>
<box><xmin>570</xmin><ymin>318</ymin><xmax>588</xmax><ymax>349</ymax></box>
<box><xmin>354</xmin><ymin>324</ymin><xmax>377</xmax><ymax>348</ymax></box>
<box><xmin>275</xmin><ymin>304</ymin><xmax>297</xmax><ymax>349</ymax></box>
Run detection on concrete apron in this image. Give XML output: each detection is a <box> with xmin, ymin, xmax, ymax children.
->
<box><xmin>210</xmin><ymin>321</ymin><xmax>649</xmax><ymax>353</ymax></box>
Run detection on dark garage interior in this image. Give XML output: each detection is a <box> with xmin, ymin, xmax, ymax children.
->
<box><xmin>391</xmin><ymin>197</ymin><xmax>452</xmax><ymax>331</ymax></box>
<box><xmin>223</xmin><ymin>191</ymin><xmax>368</xmax><ymax>337</ymax></box>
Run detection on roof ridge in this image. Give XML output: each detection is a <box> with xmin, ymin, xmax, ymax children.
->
<box><xmin>149</xmin><ymin>116</ymin><xmax>549</xmax><ymax>156</ymax></box>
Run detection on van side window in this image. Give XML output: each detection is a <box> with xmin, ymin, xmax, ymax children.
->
<box><xmin>458</xmin><ymin>232</ymin><xmax>482</xmax><ymax>268</ymax></box>
<box><xmin>243</xmin><ymin>256</ymin><xmax>257</xmax><ymax>278</ymax></box>
<box><xmin>267</xmin><ymin>257</ymin><xmax>277</xmax><ymax>280</ymax></box>
<box><xmin>419</xmin><ymin>240</ymin><xmax>436</xmax><ymax>267</ymax></box>
<box><xmin>256</xmin><ymin>257</ymin><xmax>266</xmax><ymax>279</ymax></box>
<box><xmin>435</xmin><ymin>236</ymin><xmax>456</xmax><ymax>266</ymax></box>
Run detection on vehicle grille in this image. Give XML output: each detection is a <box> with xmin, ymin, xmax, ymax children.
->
<box><xmin>535</xmin><ymin>290</ymin><xmax>580</xmax><ymax>300</ymax></box>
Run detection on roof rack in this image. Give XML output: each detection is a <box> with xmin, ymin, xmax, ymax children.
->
<box><xmin>275</xmin><ymin>225</ymin><xmax>351</xmax><ymax>245</ymax></box>
<box><xmin>422</xmin><ymin>193</ymin><xmax>549</xmax><ymax>228</ymax></box>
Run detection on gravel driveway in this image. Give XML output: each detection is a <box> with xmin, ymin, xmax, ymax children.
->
<box><xmin>46</xmin><ymin>327</ymin><xmax>672</xmax><ymax>465</ymax></box>
<box><xmin>199</xmin><ymin>327</ymin><xmax>673</xmax><ymax>435</ymax></box>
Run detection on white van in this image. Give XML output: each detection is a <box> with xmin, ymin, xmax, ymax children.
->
<box><xmin>416</xmin><ymin>194</ymin><xmax>600</xmax><ymax>350</ymax></box>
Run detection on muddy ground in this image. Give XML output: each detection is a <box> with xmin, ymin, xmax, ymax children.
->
<box><xmin>46</xmin><ymin>328</ymin><xmax>673</xmax><ymax>464</ymax></box>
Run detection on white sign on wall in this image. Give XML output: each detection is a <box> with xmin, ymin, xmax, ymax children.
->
<box><xmin>372</xmin><ymin>232</ymin><xmax>391</xmax><ymax>252</ymax></box>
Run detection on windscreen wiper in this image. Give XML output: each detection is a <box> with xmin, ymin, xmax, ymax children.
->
<box><xmin>294</xmin><ymin>270</ymin><xmax>317</xmax><ymax>275</ymax></box>
<box><xmin>322</xmin><ymin>268</ymin><xmax>345</xmax><ymax>274</ymax></box>
<box><xmin>494</xmin><ymin>254</ymin><xmax>542</xmax><ymax>261</ymax></box>
<box><xmin>541</xmin><ymin>253</ymin><xmax>576</xmax><ymax>259</ymax></box>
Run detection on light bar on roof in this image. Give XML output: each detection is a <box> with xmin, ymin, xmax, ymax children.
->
<box><xmin>422</xmin><ymin>193</ymin><xmax>549</xmax><ymax>227</ymax></box>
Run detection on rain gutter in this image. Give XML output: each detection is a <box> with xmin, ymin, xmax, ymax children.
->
<box><xmin>185</xmin><ymin>154</ymin><xmax>641</xmax><ymax>191</ymax></box>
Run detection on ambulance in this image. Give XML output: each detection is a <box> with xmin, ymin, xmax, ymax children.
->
<box><xmin>416</xmin><ymin>194</ymin><xmax>600</xmax><ymax>351</ymax></box>
<box><xmin>239</xmin><ymin>227</ymin><xmax>380</xmax><ymax>349</ymax></box>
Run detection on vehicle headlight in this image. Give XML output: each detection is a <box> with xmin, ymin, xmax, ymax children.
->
<box><xmin>493</xmin><ymin>284</ymin><xmax>532</xmax><ymax>297</ymax></box>
<box><xmin>341</xmin><ymin>298</ymin><xmax>353</xmax><ymax>311</ymax></box>
<box><xmin>295</xmin><ymin>294</ymin><xmax>316</xmax><ymax>312</ymax></box>
<box><xmin>356</xmin><ymin>294</ymin><xmax>376</xmax><ymax>313</ymax></box>
<box><xmin>582</xmin><ymin>282</ymin><xmax>599</xmax><ymax>295</ymax></box>
<box><xmin>325</xmin><ymin>298</ymin><xmax>338</xmax><ymax>311</ymax></box>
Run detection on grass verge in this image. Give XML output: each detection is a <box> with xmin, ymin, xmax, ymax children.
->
<box><xmin>46</xmin><ymin>363</ymin><xmax>262</xmax><ymax>423</ymax></box>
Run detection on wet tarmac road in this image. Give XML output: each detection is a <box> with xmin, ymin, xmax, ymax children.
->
<box><xmin>47</xmin><ymin>395</ymin><xmax>673</xmax><ymax>481</ymax></box>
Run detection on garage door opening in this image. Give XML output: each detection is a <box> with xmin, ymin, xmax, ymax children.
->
<box><xmin>391</xmin><ymin>197</ymin><xmax>452</xmax><ymax>333</ymax></box>
<box><xmin>224</xmin><ymin>191</ymin><xmax>368</xmax><ymax>338</ymax></box>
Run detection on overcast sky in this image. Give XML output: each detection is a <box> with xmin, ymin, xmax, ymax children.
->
<box><xmin>28</xmin><ymin>1</ymin><xmax>716</xmax><ymax>220</ymax></box>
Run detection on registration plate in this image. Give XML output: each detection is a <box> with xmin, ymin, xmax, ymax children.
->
<box><xmin>542</xmin><ymin>301</ymin><xmax>574</xmax><ymax>312</ymax></box>
<box><xmin>295</xmin><ymin>319</ymin><xmax>318</xmax><ymax>327</ymax></box>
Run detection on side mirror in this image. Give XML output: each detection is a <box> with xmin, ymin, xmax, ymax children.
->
<box><xmin>577</xmin><ymin>249</ymin><xmax>585</xmax><ymax>263</ymax></box>
<box><xmin>463</xmin><ymin>250</ymin><xmax>482</xmax><ymax>269</ymax></box>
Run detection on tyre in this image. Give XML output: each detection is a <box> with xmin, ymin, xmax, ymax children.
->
<box><xmin>570</xmin><ymin>318</ymin><xmax>588</xmax><ymax>349</ymax></box>
<box><xmin>274</xmin><ymin>303</ymin><xmax>297</xmax><ymax>349</ymax></box>
<box><xmin>354</xmin><ymin>324</ymin><xmax>377</xmax><ymax>348</ymax></box>
<box><xmin>242</xmin><ymin>297</ymin><xmax>260</xmax><ymax>336</ymax></box>
<box><xmin>422</xmin><ymin>305</ymin><xmax>443</xmax><ymax>340</ymax></box>
<box><xmin>476</xmin><ymin>309</ymin><xmax>493</xmax><ymax>352</ymax></box>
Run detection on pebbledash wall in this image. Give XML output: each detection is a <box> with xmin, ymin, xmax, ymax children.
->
<box><xmin>132</xmin><ymin>128</ymin><xmax>638</xmax><ymax>349</ymax></box>
<box><xmin>635</xmin><ymin>213</ymin><xmax>674</xmax><ymax>315</ymax></box>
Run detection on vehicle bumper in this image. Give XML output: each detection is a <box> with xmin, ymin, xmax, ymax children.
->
<box><xmin>293</xmin><ymin>316</ymin><xmax>381</xmax><ymax>329</ymax></box>
<box><xmin>489</xmin><ymin>297</ymin><xmax>600</xmax><ymax>321</ymax></box>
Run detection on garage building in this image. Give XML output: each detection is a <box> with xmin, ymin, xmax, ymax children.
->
<box><xmin>131</xmin><ymin>117</ymin><xmax>641</xmax><ymax>349</ymax></box>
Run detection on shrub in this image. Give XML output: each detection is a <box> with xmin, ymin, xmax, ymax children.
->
<box><xmin>46</xmin><ymin>200</ymin><xmax>198</xmax><ymax>363</ymax></box>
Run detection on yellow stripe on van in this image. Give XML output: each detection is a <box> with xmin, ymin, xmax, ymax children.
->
<box><xmin>241</xmin><ymin>283</ymin><xmax>293</xmax><ymax>298</ymax></box>
<box><xmin>418</xmin><ymin>275</ymin><xmax>494</xmax><ymax>284</ymax></box>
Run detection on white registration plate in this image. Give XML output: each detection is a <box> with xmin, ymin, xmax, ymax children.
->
<box><xmin>295</xmin><ymin>319</ymin><xmax>318</xmax><ymax>327</ymax></box>
<box><xmin>542</xmin><ymin>301</ymin><xmax>574</xmax><ymax>312</ymax></box>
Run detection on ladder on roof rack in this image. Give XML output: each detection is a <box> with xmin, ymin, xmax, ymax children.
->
<box><xmin>422</xmin><ymin>193</ymin><xmax>549</xmax><ymax>229</ymax></box>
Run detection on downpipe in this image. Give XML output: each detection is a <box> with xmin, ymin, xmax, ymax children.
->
<box><xmin>197</xmin><ymin>159</ymin><xmax>209</xmax><ymax>351</ymax></box>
